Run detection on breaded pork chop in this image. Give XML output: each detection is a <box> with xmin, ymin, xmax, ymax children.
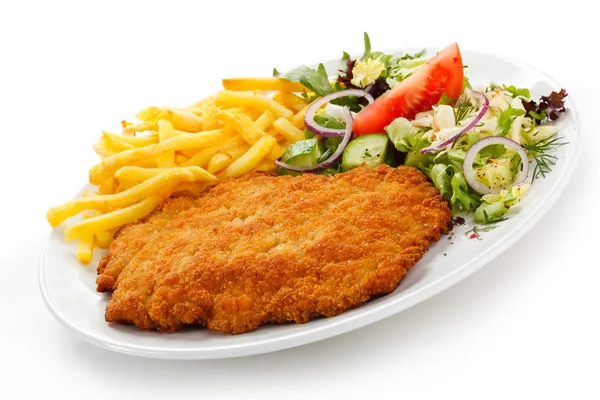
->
<box><xmin>98</xmin><ymin>165</ymin><xmax>452</xmax><ymax>334</ymax></box>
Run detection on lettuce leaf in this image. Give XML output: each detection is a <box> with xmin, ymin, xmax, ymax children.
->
<box><xmin>337</xmin><ymin>33</ymin><xmax>391</xmax><ymax>100</ymax></box>
<box><xmin>384</xmin><ymin>117</ymin><xmax>426</xmax><ymax>152</ymax></box>
<box><xmin>273</xmin><ymin>63</ymin><xmax>332</xmax><ymax>98</ymax></box>
<box><xmin>474</xmin><ymin>184</ymin><xmax>529</xmax><ymax>224</ymax></box>
<box><xmin>488</xmin><ymin>83</ymin><xmax>530</xmax><ymax>99</ymax></box>
<box><xmin>313</xmin><ymin>114</ymin><xmax>345</xmax><ymax>129</ymax></box>
<box><xmin>451</xmin><ymin>170</ymin><xmax>481</xmax><ymax>213</ymax></box>
<box><xmin>495</xmin><ymin>105</ymin><xmax>525</xmax><ymax>137</ymax></box>
<box><xmin>423</xmin><ymin>163</ymin><xmax>481</xmax><ymax>213</ymax></box>
<box><xmin>523</xmin><ymin>89</ymin><xmax>568</xmax><ymax>123</ymax></box>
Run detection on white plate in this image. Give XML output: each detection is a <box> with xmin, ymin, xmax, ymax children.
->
<box><xmin>39</xmin><ymin>48</ymin><xmax>581</xmax><ymax>360</ymax></box>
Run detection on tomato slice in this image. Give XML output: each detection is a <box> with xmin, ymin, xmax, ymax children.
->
<box><xmin>352</xmin><ymin>42</ymin><xmax>464</xmax><ymax>136</ymax></box>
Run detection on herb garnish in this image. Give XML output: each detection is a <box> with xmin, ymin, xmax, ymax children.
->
<box><xmin>522</xmin><ymin>134</ymin><xmax>568</xmax><ymax>183</ymax></box>
<box><xmin>453</xmin><ymin>98</ymin><xmax>475</xmax><ymax>124</ymax></box>
<box><xmin>465</xmin><ymin>223</ymin><xmax>501</xmax><ymax>239</ymax></box>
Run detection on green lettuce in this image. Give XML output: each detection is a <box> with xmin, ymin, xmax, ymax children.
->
<box><xmin>474</xmin><ymin>184</ymin><xmax>529</xmax><ymax>223</ymax></box>
<box><xmin>384</xmin><ymin>117</ymin><xmax>426</xmax><ymax>152</ymax></box>
<box><xmin>424</xmin><ymin>163</ymin><xmax>481</xmax><ymax>213</ymax></box>
<box><xmin>488</xmin><ymin>82</ymin><xmax>531</xmax><ymax>99</ymax></box>
<box><xmin>273</xmin><ymin>63</ymin><xmax>332</xmax><ymax>98</ymax></box>
<box><xmin>495</xmin><ymin>106</ymin><xmax>525</xmax><ymax>137</ymax></box>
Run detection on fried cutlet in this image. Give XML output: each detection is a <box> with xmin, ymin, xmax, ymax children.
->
<box><xmin>97</xmin><ymin>165</ymin><xmax>452</xmax><ymax>334</ymax></box>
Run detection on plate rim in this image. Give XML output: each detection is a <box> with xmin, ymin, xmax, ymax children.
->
<box><xmin>38</xmin><ymin>46</ymin><xmax>583</xmax><ymax>360</ymax></box>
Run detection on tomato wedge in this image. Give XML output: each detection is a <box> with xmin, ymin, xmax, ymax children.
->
<box><xmin>352</xmin><ymin>42</ymin><xmax>464</xmax><ymax>136</ymax></box>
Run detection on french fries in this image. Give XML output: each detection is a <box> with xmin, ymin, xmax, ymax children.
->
<box><xmin>291</xmin><ymin>106</ymin><xmax>308</xmax><ymax>130</ymax></box>
<box><xmin>118</xmin><ymin>134</ymin><xmax>159</xmax><ymax>147</ymax></box>
<box><xmin>95</xmin><ymin>229</ymin><xmax>115</xmax><ymax>250</ymax></box>
<box><xmin>221</xmin><ymin>113</ymin><xmax>273</xmax><ymax>145</ymax></box>
<box><xmin>48</xmin><ymin>85</ymin><xmax>307</xmax><ymax>262</ymax></box>
<box><xmin>217</xmin><ymin>91</ymin><xmax>293</xmax><ymax>119</ymax></box>
<box><xmin>99</xmin><ymin>177</ymin><xmax>115</xmax><ymax>194</ymax></box>
<box><xmin>135</xmin><ymin>106</ymin><xmax>163</xmax><ymax>123</ymax></box>
<box><xmin>222</xmin><ymin>77</ymin><xmax>307</xmax><ymax>93</ymax></box>
<box><xmin>254</xmin><ymin>110</ymin><xmax>274</xmax><ymax>131</ymax></box>
<box><xmin>272</xmin><ymin>91</ymin><xmax>309</xmax><ymax>113</ymax></box>
<box><xmin>92</xmin><ymin>140</ymin><xmax>114</xmax><ymax>158</ymax></box>
<box><xmin>89</xmin><ymin>129</ymin><xmax>224</xmax><ymax>184</ymax></box>
<box><xmin>273</xmin><ymin>117</ymin><xmax>305</xmax><ymax>143</ymax></box>
<box><xmin>48</xmin><ymin>166</ymin><xmax>216</xmax><ymax>227</ymax></box>
<box><xmin>76</xmin><ymin>230</ymin><xmax>95</xmax><ymax>264</ymax></box>
<box><xmin>207</xmin><ymin>152</ymin><xmax>233</xmax><ymax>174</ymax></box>
<box><xmin>102</xmin><ymin>132</ymin><xmax>135</xmax><ymax>152</ymax></box>
<box><xmin>219</xmin><ymin>135</ymin><xmax>276</xmax><ymax>178</ymax></box>
<box><xmin>77</xmin><ymin>196</ymin><xmax>104</xmax><ymax>262</ymax></box>
<box><xmin>157</xmin><ymin>120</ymin><xmax>177</xmax><ymax>168</ymax></box>
<box><xmin>65</xmin><ymin>195</ymin><xmax>162</xmax><ymax>241</ymax></box>
<box><xmin>184</xmin><ymin>135</ymin><xmax>246</xmax><ymax>168</ymax></box>
<box><xmin>165</xmin><ymin>109</ymin><xmax>204</xmax><ymax>132</ymax></box>
<box><xmin>114</xmin><ymin>166</ymin><xmax>175</xmax><ymax>182</ymax></box>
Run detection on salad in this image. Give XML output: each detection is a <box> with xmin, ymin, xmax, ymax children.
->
<box><xmin>274</xmin><ymin>33</ymin><xmax>568</xmax><ymax>225</ymax></box>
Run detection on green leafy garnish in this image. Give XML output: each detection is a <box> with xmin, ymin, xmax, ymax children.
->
<box><xmin>280</xmin><ymin>139</ymin><xmax>320</xmax><ymax>161</ymax></box>
<box><xmin>316</xmin><ymin>164</ymin><xmax>341</xmax><ymax>176</ymax></box>
<box><xmin>454</xmin><ymin>97</ymin><xmax>475</xmax><ymax>124</ymax></box>
<box><xmin>495</xmin><ymin>106</ymin><xmax>525</xmax><ymax>137</ymax></box>
<box><xmin>462</xmin><ymin>76</ymin><xmax>472</xmax><ymax>92</ymax></box>
<box><xmin>272</xmin><ymin>65</ymin><xmax>312</xmax><ymax>82</ymax></box>
<box><xmin>387</xmin><ymin>54</ymin><xmax>428</xmax><ymax>88</ymax></box>
<box><xmin>465</xmin><ymin>223</ymin><xmax>501</xmax><ymax>238</ymax></box>
<box><xmin>273</xmin><ymin>63</ymin><xmax>332</xmax><ymax>98</ymax></box>
<box><xmin>361</xmin><ymin>32</ymin><xmax>372</xmax><ymax>60</ymax></box>
<box><xmin>351</xmin><ymin>58</ymin><xmax>386</xmax><ymax>87</ymax></box>
<box><xmin>488</xmin><ymin>82</ymin><xmax>531</xmax><ymax>99</ymax></box>
<box><xmin>451</xmin><ymin>170</ymin><xmax>482</xmax><ymax>213</ymax></box>
<box><xmin>472</xmin><ymin>144</ymin><xmax>508</xmax><ymax>166</ymax></box>
<box><xmin>427</xmin><ymin>164</ymin><xmax>453</xmax><ymax>199</ymax></box>
<box><xmin>318</xmin><ymin>136</ymin><xmax>343</xmax><ymax>163</ymax></box>
<box><xmin>313</xmin><ymin>114</ymin><xmax>346</xmax><ymax>129</ymax></box>
<box><xmin>437</xmin><ymin>93</ymin><xmax>454</xmax><ymax>105</ymax></box>
<box><xmin>474</xmin><ymin>201</ymin><xmax>508</xmax><ymax>224</ymax></box>
<box><xmin>474</xmin><ymin>185</ymin><xmax>529</xmax><ymax>224</ymax></box>
<box><xmin>437</xmin><ymin>77</ymin><xmax>471</xmax><ymax>106</ymax></box>
<box><xmin>423</xmin><ymin>164</ymin><xmax>481</xmax><ymax>213</ymax></box>
<box><xmin>384</xmin><ymin>117</ymin><xmax>429</xmax><ymax>152</ymax></box>
<box><xmin>523</xmin><ymin>89</ymin><xmax>568</xmax><ymax>123</ymax></box>
<box><xmin>398</xmin><ymin>49</ymin><xmax>426</xmax><ymax>61</ymax></box>
<box><xmin>301</xmin><ymin>64</ymin><xmax>332</xmax><ymax>97</ymax></box>
<box><xmin>339</xmin><ymin>51</ymin><xmax>351</xmax><ymax>72</ymax></box>
<box><xmin>522</xmin><ymin>133</ymin><xmax>568</xmax><ymax>183</ymax></box>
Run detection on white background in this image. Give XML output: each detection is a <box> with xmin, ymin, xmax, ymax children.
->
<box><xmin>1</xmin><ymin>0</ymin><xmax>598</xmax><ymax>399</ymax></box>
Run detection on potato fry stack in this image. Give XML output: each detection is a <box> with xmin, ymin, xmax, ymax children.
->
<box><xmin>46</xmin><ymin>77</ymin><xmax>310</xmax><ymax>263</ymax></box>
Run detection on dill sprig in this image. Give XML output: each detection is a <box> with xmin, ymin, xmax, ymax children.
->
<box><xmin>465</xmin><ymin>223</ymin><xmax>501</xmax><ymax>239</ymax></box>
<box><xmin>454</xmin><ymin>98</ymin><xmax>475</xmax><ymax>125</ymax></box>
<box><xmin>523</xmin><ymin>134</ymin><xmax>568</xmax><ymax>183</ymax></box>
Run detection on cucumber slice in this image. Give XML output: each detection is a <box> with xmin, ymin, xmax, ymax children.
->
<box><xmin>341</xmin><ymin>134</ymin><xmax>390</xmax><ymax>171</ymax></box>
<box><xmin>277</xmin><ymin>139</ymin><xmax>326</xmax><ymax>176</ymax></box>
<box><xmin>280</xmin><ymin>139</ymin><xmax>325</xmax><ymax>167</ymax></box>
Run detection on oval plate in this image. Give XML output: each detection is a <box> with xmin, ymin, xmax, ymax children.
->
<box><xmin>39</xmin><ymin>48</ymin><xmax>580</xmax><ymax>359</ymax></box>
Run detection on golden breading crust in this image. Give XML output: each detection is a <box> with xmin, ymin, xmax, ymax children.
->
<box><xmin>98</xmin><ymin>165</ymin><xmax>452</xmax><ymax>334</ymax></box>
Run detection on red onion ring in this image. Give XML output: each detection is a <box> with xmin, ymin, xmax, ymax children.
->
<box><xmin>276</xmin><ymin>107</ymin><xmax>353</xmax><ymax>173</ymax></box>
<box><xmin>463</xmin><ymin>136</ymin><xmax>529</xmax><ymax>195</ymax></box>
<box><xmin>304</xmin><ymin>89</ymin><xmax>374</xmax><ymax>137</ymax></box>
<box><xmin>420</xmin><ymin>90</ymin><xmax>489</xmax><ymax>154</ymax></box>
